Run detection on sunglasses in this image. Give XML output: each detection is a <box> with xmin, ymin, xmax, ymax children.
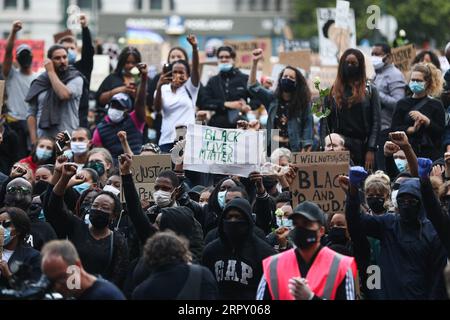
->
<box><xmin>1</xmin><ymin>220</ymin><xmax>13</xmax><ymax>229</ymax></box>
<box><xmin>7</xmin><ymin>186</ymin><xmax>31</xmax><ymax>195</ymax></box>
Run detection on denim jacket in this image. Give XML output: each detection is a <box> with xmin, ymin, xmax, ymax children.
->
<box><xmin>248</xmin><ymin>82</ymin><xmax>314</xmax><ymax>153</ymax></box>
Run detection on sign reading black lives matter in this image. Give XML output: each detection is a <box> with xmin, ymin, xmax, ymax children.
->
<box><xmin>291</xmin><ymin>151</ymin><xmax>350</xmax><ymax>214</ymax></box>
<box><xmin>183</xmin><ymin>124</ymin><xmax>266</xmax><ymax>177</ymax></box>
<box><xmin>120</xmin><ymin>154</ymin><xmax>172</xmax><ymax>202</ymax></box>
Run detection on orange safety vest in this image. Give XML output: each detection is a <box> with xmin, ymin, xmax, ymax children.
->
<box><xmin>262</xmin><ymin>246</ymin><xmax>357</xmax><ymax>300</ymax></box>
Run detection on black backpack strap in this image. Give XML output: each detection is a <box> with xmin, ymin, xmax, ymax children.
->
<box><xmin>176</xmin><ymin>264</ymin><xmax>203</xmax><ymax>300</ymax></box>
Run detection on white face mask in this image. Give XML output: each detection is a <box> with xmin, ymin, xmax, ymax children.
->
<box><xmin>153</xmin><ymin>190</ymin><xmax>174</xmax><ymax>208</ymax></box>
<box><xmin>108</xmin><ymin>108</ymin><xmax>125</xmax><ymax>123</ymax></box>
<box><xmin>103</xmin><ymin>185</ymin><xmax>120</xmax><ymax>196</ymax></box>
<box><xmin>371</xmin><ymin>56</ymin><xmax>385</xmax><ymax>70</ymax></box>
<box><xmin>71</xmin><ymin>142</ymin><xmax>88</xmax><ymax>155</ymax></box>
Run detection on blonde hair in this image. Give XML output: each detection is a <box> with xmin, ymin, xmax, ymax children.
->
<box><xmin>410</xmin><ymin>63</ymin><xmax>443</xmax><ymax>97</ymax></box>
<box><xmin>364</xmin><ymin>172</ymin><xmax>392</xmax><ymax>211</ymax></box>
<box><xmin>364</xmin><ymin>171</ymin><xmax>391</xmax><ymax>190</ymax></box>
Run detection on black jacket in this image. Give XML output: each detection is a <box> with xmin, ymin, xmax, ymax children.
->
<box><xmin>201</xmin><ymin>198</ymin><xmax>276</xmax><ymax>300</ymax></box>
<box><xmin>132</xmin><ymin>263</ymin><xmax>218</xmax><ymax>300</ymax></box>
<box><xmin>199</xmin><ymin>68</ymin><xmax>260</xmax><ymax>128</ymax></box>
<box><xmin>346</xmin><ymin>178</ymin><xmax>448</xmax><ymax>299</ymax></box>
<box><xmin>0</xmin><ymin>244</ymin><xmax>42</xmax><ymax>289</ymax></box>
<box><xmin>320</xmin><ymin>83</ymin><xmax>381</xmax><ymax>151</ymax></box>
<box><xmin>0</xmin><ymin>124</ymin><xmax>20</xmax><ymax>175</ymax></box>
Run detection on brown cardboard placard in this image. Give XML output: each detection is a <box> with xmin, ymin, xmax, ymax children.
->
<box><xmin>53</xmin><ymin>29</ymin><xmax>74</xmax><ymax>44</ymax></box>
<box><xmin>290</xmin><ymin>151</ymin><xmax>350</xmax><ymax>214</ymax></box>
<box><xmin>120</xmin><ymin>154</ymin><xmax>172</xmax><ymax>203</ymax></box>
<box><xmin>224</xmin><ymin>38</ymin><xmax>272</xmax><ymax>74</ymax></box>
<box><xmin>279</xmin><ymin>50</ymin><xmax>312</xmax><ymax>72</ymax></box>
<box><xmin>391</xmin><ymin>44</ymin><xmax>416</xmax><ymax>75</ymax></box>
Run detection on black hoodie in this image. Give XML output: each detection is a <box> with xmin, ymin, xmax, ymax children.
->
<box><xmin>201</xmin><ymin>198</ymin><xmax>276</xmax><ymax>300</ymax></box>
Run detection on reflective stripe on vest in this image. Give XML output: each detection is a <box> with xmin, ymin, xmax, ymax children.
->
<box><xmin>262</xmin><ymin>247</ymin><xmax>356</xmax><ymax>300</ymax></box>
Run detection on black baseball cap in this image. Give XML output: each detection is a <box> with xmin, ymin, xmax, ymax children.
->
<box><xmin>290</xmin><ymin>201</ymin><xmax>325</xmax><ymax>226</ymax></box>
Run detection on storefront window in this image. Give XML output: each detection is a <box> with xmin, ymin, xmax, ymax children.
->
<box><xmin>150</xmin><ymin>0</ymin><xmax>162</xmax><ymax>10</ymax></box>
<box><xmin>4</xmin><ymin>0</ymin><xmax>17</xmax><ymax>9</ymax></box>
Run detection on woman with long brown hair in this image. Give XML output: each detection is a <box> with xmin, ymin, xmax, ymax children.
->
<box><xmin>321</xmin><ymin>48</ymin><xmax>381</xmax><ymax>170</ymax></box>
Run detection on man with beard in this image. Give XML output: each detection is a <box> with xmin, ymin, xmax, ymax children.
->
<box><xmin>26</xmin><ymin>44</ymin><xmax>85</xmax><ymax>144</ymax></box>
<box><xmin>2</xmin><ymin>21</ymin><xmax>38</xmax><ymax>159</ymax></box>
<box><xmin>4</xmin><ymin>177</ymin><xmax>56</xmax><ymax>251</ymax></box>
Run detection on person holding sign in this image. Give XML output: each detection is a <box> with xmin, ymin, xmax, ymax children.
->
<box><xmin>391</xmin><ymin>63</ymin><xmax>445</xmax><ymax>160</ymax></box>
<box><xmin>321</xmin><ymin>48</ymin><xmax>381</xmax><ymax>170</ymax></box>
<box><xmin>249</xmin><ymin>48</ymin><xmax>313</xmax><ymax>153</ymax></box>
<box><xmin>154</xmin><ymin>34</ymin><xmax>200</xmax><ymax>153</ymax></box>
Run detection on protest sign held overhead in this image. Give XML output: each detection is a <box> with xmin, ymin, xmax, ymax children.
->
<box><xmin>391</xmin><ymin>44</ymin><xmax>416</xmax><ymax>74</ymax></box>
<box><xmin>184</xmin><ymin>124</ymin><xmax>266</xmax><ymax>177</ymax></box>
<box><xmin>290</xmin><ymin>151</ymin><xmax>350</xmax><ymax>214</ymax></box>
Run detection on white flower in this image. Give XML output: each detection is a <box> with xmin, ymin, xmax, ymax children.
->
<box><xmin>130</xmin><ymin>67</ymin><xmax>140</xmax><ymax>76</ymax></box>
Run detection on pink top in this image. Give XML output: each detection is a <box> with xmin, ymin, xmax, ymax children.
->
<box><xmin>92</xmin><ymin>111</ymin><xmax>145</xmax><ymax>147</ymax></box>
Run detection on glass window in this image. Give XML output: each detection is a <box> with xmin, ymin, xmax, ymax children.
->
<box><xmin>150</xmin><ymin>0</ymin><xmax>162</xmax><ymax>10</ymax></box>
<box><xmin>262</xmin><ymin>0</ymin><xmax>270</xmax><ymax>11</ymax></box>
<box><xmin>77</xmin><ymin>0</ymin><xmax>91</xmax><ymax>9</ymax></box>
<box><xmin>4</xmin><ymin>0</ymin><xmax>18</xmax><ymax>9</ymax></box>
<box><xmin>24</xmin><ymin>0</ymin><xmax>30</xmax><ymax>10</ymax></box>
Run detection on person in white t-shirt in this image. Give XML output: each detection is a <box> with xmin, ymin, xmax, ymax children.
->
<box><xmin>154</xmin><ymin>34</ymin><xmax>200</xmax><ymax>153</ymax></box>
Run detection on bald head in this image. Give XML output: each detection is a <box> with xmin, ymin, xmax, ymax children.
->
<box><xmin>5</xmin><ymin>177</ymin><xmax>33</xmax><ymax>211</ymax></box>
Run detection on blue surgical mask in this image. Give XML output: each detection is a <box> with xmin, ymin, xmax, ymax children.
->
<box><xmin>0</xmin><ymin>225</ymin><xmax>15</xmax><ymax>246</ymax></box>
<box><xmin>218</xmin><ymin>63</ymin><xmax>233</xmax><ymax>73</ymax></box>
<box><xmin>36</xmin><ymin>147</ymin><xmax>53</xmax><ymax>161</ymax></box>
<box><xmin>217</xmin><ymin>190</ymin><xmax>227</xmax><ymax>209</ymax></box>
<box><xmin>73</xmin><ymin>182</ymin><xmax>91</xmax><ymax>194</ymax></box>
<box><xmin>259</xmin><ymin>114</ymin><xmax>268</xmax><ymax>127</ymax></box>
<box><xmin>276</xmin><ymin>217</ymin><xmax>293</xmax><ymax>229</ymax></box>
<box><xmin>68</xmin><ymin>49</ymin><xmax>77</xmax><ymax>65</ymax></box>
<box><xmin>38</xmin><ymin>209</ymin><xmax>46</xmax><ymax>222</ymax></box>
<box><xmin>246</xmin><ymin>113</ymin><xmax>257</xmax><ymax>122</ymax></box>
<box><xmin>409</xmin><ymin>81</ymin><xmax>425</xmax><ymax>94</ymax></box>
<box><xmin>395</xmin><ymin>159</ymin><xmax>407</xmax><ymax>173</ymax></box>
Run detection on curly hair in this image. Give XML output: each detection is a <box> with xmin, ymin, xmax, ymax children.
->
<box><xmin>410</xmin><ymin>63</ymin><xmax>443</xmax><ymax>97</ymax></box>
<box><xmin>365</xmin><ymin>172</ymin><xmax>392</xmax><ymax>210</ymax></box>
<box><xmin>412</xmin><ymin>50</ymin><xmax>441</xmax><ymax>70</ymax></box>
<box><xmin>143</xmin><ymin>231</ymin><xmax>192</xmax><ymax>269</ymax></box>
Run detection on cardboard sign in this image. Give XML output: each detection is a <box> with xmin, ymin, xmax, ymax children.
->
<box><xmin>53</xmin><ymin>29</ymin><xmax>74</xmax><ymax>44</ymax></box>
<box><xmin>316</xmin><ymin>8</ymin><xmax>356</xmax><ymax>66</ymax></box>
<box><xmin>0</xmin><ymin>80</ymin><xmax>5</xmax><ymax>115</ymax></box>
<box><xmin>391</xmin><ymin>44</ymin><xmax>416</xmax><ymax>74</ymax></box>
<box><xmin>279</xmin><ymin>50</ymin><xmax>312</xmax><ymax>72</ymax></box>
<box><xmin>308</xmin><ymin>66</ymin><xmax>338</xmax><ymax>94</ymax></box>
<box><xmin>291</xmin><ymin>151</ymin><xmax>350</xmax><ymax>214</ymax></box>
<box><xmin>133</xmin><ymin>43</ymin><xmax>162</xmax><ymax>69</ymax></box>
<box><xmin>120</xmin><ymin>154</ymin><xmax>172</xmax><ymax>203</ymax></box>
<box><xmin>335</xmin><ymin>0</ymin><xmax>350</xmax><ymax>29</ymax></box>
<box><xmin>183</xmin><ymin>124</ymin><xmax>266</xmax><ymax>177</ymax></box>
<box><xmin>224</xmin><ymin>38</ymin><xmax>272</xmax><ymax>74</ymax></box>
<box><xmin>90</xmin><ymin>55</ymin><xmax>111</xmax><ymax>92</ymax></box>
<box><xmin>0</xmin><ymin>39</ymin><xmax>45</xmax><ymax>73</ymax></box>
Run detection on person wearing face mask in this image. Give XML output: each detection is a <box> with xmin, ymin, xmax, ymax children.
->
<box><xmin>258</xmin><ymin>201</ymin><xmax>357</xmax><ymax>300</ymax></box>
<box><xmin>371</xmin><ymin>43</ymin><xmax>406</xmax><ymax>171</ymax></box>
<box><xmin>33</xmin><ymin>164</ymin><xmax>54</xmax><ymax>196</ymax></box>
<box><xmin>58</xmin><ymin>14</ymin><xmax>94</xmax><ymax>129</ymax></box>
<box><xmin>86</xmin><ymin>148</ymin><xmax>113</xmax><ymax>187</ymax></box>
<box><xmin>249</xmin><ymin>49</ymin><xmax>313</xmax><ymax>153</ymax></box>
<box><xmin>45</xmin><ymin>162</ymin><xmax>129</xmax><ymax>288</ymax></box>
<box><xmin>344</xmin><ymin>166</ymin><xmax>448</xmax><ymax>300</ymax></box>
<box><xmin>2</xmin><ymin>21</ymin><xmax>38</xmax><ymax>160</ymax></box>
<box><xmin>93</xmin><ymin>64</ymin><xmax>147</xmax><ymax>160</ymax></box>
<box><xmin>321</xmin><ymin>48</ymin><xmax>381</xmax><ymax>170</ymax></box>
<box><xmin>265</xmin><ymin>204</ymin><xmax>294</xmax><ymax>253</ymax></box>
<box><xmin>199</xmin><ymin>46</ymin><xmax>261</xmax><ymax>129</ymax></box>
<box><xmin>202</xmin><ymin>198</ymin><xmax>276</xmax><ymax>300</ymax></box>
<box><xmin>19</xmin><ymin>137</ymin><xmax>56</xmax><ymax>174</ymax></box>
<box><xmin>26</xmin><ymin>45</ymin><xmax>86</xmax><ymax>143</ymax></box>
<box><xmin>3</xmin><ymin>177</ymin><xmax>56</xmax><ymax>251</ymax></box>
<box><xmin>391</xmin><ymin>63</ymin><xmax>445</xmax><ymax>160</ymax></box>
<box><xmin>66</xmin><ymin>127</ymin><xmax>92</xmax><ymax>168</ymax></box>
<box><xmin>0</xmin><ymin>207</ymin><xmax>42</xmax><ymax>289</ymax></box>
<box><xmin>325</xmin><ymin>213</ymin><xmax>353</xmax><ymax>257</ymax></box>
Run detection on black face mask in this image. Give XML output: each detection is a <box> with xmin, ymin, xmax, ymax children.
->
<box><xmin>89</xmin><ymin>209</ymin><xmax>110</xmax><ymax>229</ymax></box>
<box><xmin>398</xmin><ymin>200</ymin><xmax>420</xmax><ymax>224</ymax></box>
<box><xmin>223</xmin><ymin>220</ymin><xmax>249</xmax><ymax>248</ymax></box>
<box><xmin>85</xmin><ymin>161</ymin><xmax>105</xmax><ymax>178</ymax></box>
<box><xmin>33</xmin><ymin>180</ymin><xmax>49</xmax><ymax>196</ymax></box>
<box><xmin>279</xmin><ymin>78</ymin><xmax>296</xmax><ymax>93</ymax></box>
<box><xmin>327</xmin><ymin>227</ymin><xmax>347</xmax><ymax>245</ymax></box>
<box><xmin>343</xmin><ymin>64</ymin><xmax>360</xmax><ymax>78</ymax></box>
<box><xmin>17</xmin><ymin>52</ymin><xmax>32</xmax><ymax>68</ymax></box>
<box><xmin>367</xmin><ymin>197</ymin><xmax>385</xmax><ymax>214</ymax></box>
<box><xmin>290</xmin><ymin>226</ymin><xmax>318</xmax><ymax>249</ymax></box>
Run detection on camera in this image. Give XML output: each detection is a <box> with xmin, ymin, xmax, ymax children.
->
<box><xmin>56</xmin><ymin>130</ymin><xmax>71</xmax><ymax>154</ymax></box>
<box><xmin>163</xmin><ymin>63</ymin><xmax>172</xmax><ymax>74</ymax></box>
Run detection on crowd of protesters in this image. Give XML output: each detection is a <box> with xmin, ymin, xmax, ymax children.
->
<box><xmin>0</xmin><ymin>16</ymin><xmax>450</xmax><ymax>300</ymax></box>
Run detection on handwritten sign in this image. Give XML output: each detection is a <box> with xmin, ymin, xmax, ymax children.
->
<box><xmin>133</xmin><ymin>43</ymin><xmax>162</xmax><ymax>69</ymax></box>
<box><xmin>335</xmin><ymin>0</ymin><xmax>350</xmax><ymax>29</ymax></box>
<box><xmin>0</xmin><ymin>80</ymin><xmax>5</xmax><ymax>114</ymax></box>
<box><xmin>279</xmin><ymin>50</ymin><xmax>312</xmax><ymax>73</ymax></box>
<box><xmin>184</xmin><ymin>124</ymin><xmax>266</xmax><ymax>177</ymax></box>
<box><xmin>291</xmin><ymin>151</ymin><xmax>350</xmax><ymax>214</ymax></box>
<box><xmin>224</xmin><ymin>38</ymin><xmax>272</xmax><ymax>74</ymax></box>
<box><xmin>391</xmin><ymin>44</ymin><xmax>416</xmax><ymax>74</ymax></box>
<box><xmin>0</xmin><ymin>39</ymin><xmax>45</xmax><ymax>73</ymax></box>
<box><xmin>90</xmin><ymin>55</ymin><xmax>111</xmax><ymax>92</ymax></box>
<box><xmin>120</xmin><ymin>154</ymin><xmax>172</xmax><ymax>202</ymax></box>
